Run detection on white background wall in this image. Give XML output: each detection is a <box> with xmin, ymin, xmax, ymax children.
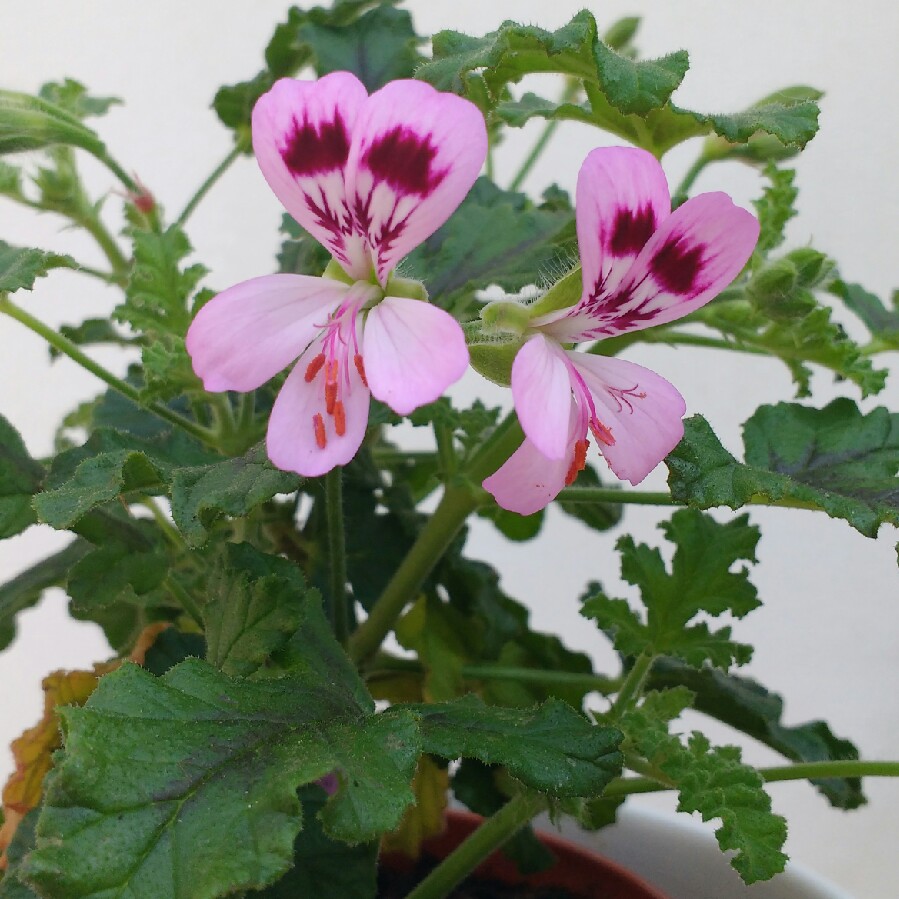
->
<box><xmin>0</xmin><ymin>2</ymin><xmax>896</xmax><ymax>896</ymax></box>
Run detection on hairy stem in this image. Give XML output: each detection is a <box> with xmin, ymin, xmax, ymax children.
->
<box><xmin>404</xmin><ymin>792</ymin><xmax>545</xmax><ymax>899</ymax></box>
<box><xmin>0</xmin><ymin>295</ymin><xmax>219</xmax><ymax>448</ymax></box>
<box><xmin>609</xmin><ymin>651</ymin><xmax>654</xmax><ymax>718</ymax></box>
<box><xmin>176</xmin><ymin>143</ymin><xmax>244</xmax><ymax>227</ymax></box>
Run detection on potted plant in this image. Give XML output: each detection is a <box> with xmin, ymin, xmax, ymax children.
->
<box><xmin>0</xmin><ymin>2</ymin><xmax>895</xmax><ymax>897</ymax></box>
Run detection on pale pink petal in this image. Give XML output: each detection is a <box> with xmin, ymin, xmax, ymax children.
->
<box><xmin>547</xmin><ymin>192</ymin><xmax>759</xmax><ymax>341</ymax></box>
<box><xmin>511</xmin><ymin>334</ymin><xmax>573</xmax><ymax>461</ymax></box>
<box><xmin>266</xmin><ymin>337</ymin><xmax>371</xmax><ymax>477</ymax></box>
<box><xmin>362</xmin><ymin>296</ymin><xmax>469</xmax><ymax>415</ymax></box>
<box><xmin>483</xmin><ymin>402</ymin><xmax>580</xmax><ymax>515</ymax></box>
<box><xmin>570</xmin><ymin>352</ymin><xmax>686</xmax><ymax>485</ymax></box>
<box><xmin>185</xmin><ymin>274</ymin><xmax>348</xmax><ymax>392</ymax></box>
<box><xmin>252</xmin><ymin>73</ymin><xmax>371</xmax><ymax>278</ymax></box>
<box><xmin>345</xmin><ymin>80</ymin><xmax>487</xmax><ymax>284</ymax></box>
<box><xmin>574</xmin><ymin>147</ymin><xmax>671</xmax><ymax>304</ymax></box>
<box><xmin>482</xmin><ymin>438</ymin><xmax>570</xmax><ymax>515</ymax></box>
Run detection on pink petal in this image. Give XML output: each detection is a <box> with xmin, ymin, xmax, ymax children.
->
<box><xmin>345</xmin><ymin>80</ymin><xmax>487</xmax><ymax>284</ymax></box>
<box><xmin>511</xmin><ymin>334</ymin><xmax>573</xmax><ymax>461</ymax></box>
<box><xmin>483</xmin><ymin>403</ymin><xmax>579</xmax><ymax>515</ymax></box>
<box><xmin>252</xmin><ymin>73</ymin><xmax>371</xmax><ymax>279</ymax></box>
<box><xmin>362</xmin><ymin>296</ymin><xmax>469</xmax><ymax>415</ymax></box>
<box><xmin>185</xmin><ymin>274</ymin><xmax>348</xmax><ymax>392</ymax></box>
<box><xmin>574</xmin><ymin>146</ymin><xmax>671</xmax><ymax>304</ymax></box>
<box><xmin>548</xmin><ymin>192</ymin><xmax>759</xmax><ymax>342</ymax></box>
<box><xmin>266</xmin><ymin>337</ymin><xmax>371</xmax><ymax>477</ymax></box>
<box><xmin>570</xmin><ymin>352</ymin><xmax>686</xmax><ymax>485</ymax></box>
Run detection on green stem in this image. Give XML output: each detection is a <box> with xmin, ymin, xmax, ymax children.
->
<box><xmin>325</xmin><ymin>467</ymin><xmax>349</xmax><ymax>648</ymax></box>
<box><xmin>609</xmin><ymin>651</ymin><xmax>654</xmax><ymax>718</ymax></box>
<box><xmin>348</xmin><ymin>414</ymin><xmax>524</xmax><ymax>664</ymax></box>
<box><xmin>348</xmin><ymin>482</ymin><xmax>478</xmax><ymax>664</ymax></box>
<box><xmin>508</xmin><ymin>80</ymin><xmax>580</xmax><ymax>192</ymax></box>
<box><xmin>76</xmin><ymin>206</ymin><xmax>129</xmax><ymax>277</ymax></box>
<box><xmin>140</xmin><ymin>499</ymin><xmax>185</xmax><ymax>550</ymax></box>
<box><xmin>164</xmin><ymin>575</ymin><xmax>204</xmax><ymax>628</ymax></box>
<box><xmin>0</xmin><ymin>295</ymin><xmax>219</xmax><ymax>449</ymax></box>
<box><xmin>434</xmin><ymin>421</ymin><xmax>457</xmax><ymax>479</ymax></box>
<box><xmin>368</xmin><ymin>655</ymin><xmax>621</xmax><ymax>694</ymax></box>
<box><xmin>176</xmin><ymin>143</ymin><xmax>244</xmax><ymax>227</ymax></box>
<box><xmin>603</xmin><ymin>760</ymin><xmax>899</xmax><ymax>799</ymax></box>
<box><xmin>672</xmin><ymin>154</ymin><xmax>711</xmax><ymax>207</ymax></box>
<box><xmin>405</xmin><ymin>793</ymin><xmax>545</xmax><ymax>899</ymax></box>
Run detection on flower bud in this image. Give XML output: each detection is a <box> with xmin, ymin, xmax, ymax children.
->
<box><xmin>0</xmin><ymin>89</ymin><xmax>105</xmax><ymax>157</ymax></box>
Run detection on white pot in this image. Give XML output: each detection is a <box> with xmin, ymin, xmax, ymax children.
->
<box><xmin>537</xmin><ymin>806</ymin><xmax>852</xmax><ymax>899</ymax></box>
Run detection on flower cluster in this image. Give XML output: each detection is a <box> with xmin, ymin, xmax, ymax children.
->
<box><xmin>186</xmin><ymin>73</ymin><xmax>758</xmax><ymax>508</ymax></box>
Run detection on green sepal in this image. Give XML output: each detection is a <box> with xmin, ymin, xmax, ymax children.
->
<box><xmin>0</xmin><ymin>89</ymin><xmax>106</xmax><ymax>156</ymax></box>
<box><xmin>526</xmin><ymin>265</ymin><xmax>582</xmax><ymax>318</ymax></box>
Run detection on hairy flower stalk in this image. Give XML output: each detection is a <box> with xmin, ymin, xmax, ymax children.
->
<box><xmin>482</xmin><ymin>147</ymin><xmax>760</xmax><ymax>514</ymax></box>
<box><xmin>186</xmin><ymin>72</ymin><xmax>487</xmax><ymax>475</ymax></box>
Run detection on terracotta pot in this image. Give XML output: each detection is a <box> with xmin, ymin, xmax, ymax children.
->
<box><xmin>380</xmin><ymin>808</ymin><xmax>668</xmax><ymax>898</ymax></box>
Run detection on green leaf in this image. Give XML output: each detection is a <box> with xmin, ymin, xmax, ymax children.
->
<box><xmin>294</xmin><ymin>6</ymin><xmax>423</xmax><ymax>91</ymax></box>
<box><xmin>420</xmin><ymin>11</ymin><xmax>818</xmax><ymax>157</ymax></box>
<box><xmin>37</xmin><ymin>80</ymin><xmax>120</xmax><ymax>120</ymax></box>
<box><xmin>66</xmin><ymin>536</ymin><xmax>169</xmax><ymax>613</ymax></box>
<box><xmin>401</xmin><ymin>178</ymin><xmax>573</xmax><ymax>316</ymax></box>
<box><xmin>648</xmin><ymin>658</ymin><xmax>864</xmax><ymax>809</ymax></box>
<box><xmin>0</xmin><ymin>412</ymin><xmax>44</xmax><ymax>539</ymax></box>
<box><xmin>23</xmin><ymin>659</ymin><xmax>419</xmax><ymax>897</ymax></box>
<box><xmin>582</xmin><ymin>509</ymin><xmax>759</xmax><ymax>669</ymax></box>
<box><xmin>831</xmin><ymin>279</ymin><xmax>899</xmax><ymax>347</ymax></box>
<box><xmin>752</xmin><ymin>165</ymin><xmax>797</xmax><ymax>254</ymax></box>
<box><xmin>34</xmin><ymin>428</ymin><xmax>215</xmax><ymax>530</ymax></box>
<box><xmin>668</xmin><ymin>403</ymin><xmax>899</xmax><ymax>539</ymax></box>
<box><xmin>0</xmin><ymin>241</ymin><xmax>73</xmax><ymax>294</ymax></box>
<box><xmin>476</xmin><ymin>504</ymin><xmax>544</xmax><ymax>542</ymax></box>
<box><xmin>0</xmin><ymin>539</ymin><xmax>90</xmax><ymax>650</ymax></box>
<box><xmin>0</xmin><ymin>160</ymin><xmax>25</xmax><ymax>200</ymax></box>
<box><xmin>214</xmin><ymin>1</ymin><xmax>413</xmax><ymax>137</ymax></box>
<box><xmin>591</xmin><ymin>40</ymin><xmax>689</xmax><ymax>116</ymax></box>
<box><xmin>407</xmin><ymin>694</ymin><xmax>622</xmax><ymax>798</ymax></box>
<box><xmin>170</xmin><ymin>442</ymin><xmax>301</xmax><ymax>547</ymax></box>
<box><xmin>255</xmin><ymin>785</ymin><xmax>377</xmax><ymax>898</ymax></box>
<box><xmin>48</xmin><ymin>318</ymin><xmax>135</xmax><ymax>359</ymax></box>
<box><xmin>141</xmin><ymin>338</ymin><xmax>201</xmax><ymax>401</ymax></box>
<box><xmin>278</xmin><ymin>214</ymin><xmax>331</xmax><ymax>276</ymax></box>
<box><xmin>203</xmin><ymin>543</ymin><xmax>314</xmax><ymax>678</ymax></box>
<box><xmin>622</xmin><ymin>691</ymin><xmax>787</xmax><ymax>883</ymax></box>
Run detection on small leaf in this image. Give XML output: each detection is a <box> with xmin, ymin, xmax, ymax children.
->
<box><xmin>582</xmin><ymin>509</ymin><xmax>759</xmax><ymax>669</ymax></box>
<box><xmin>556</xmin><ymin>464</ymin><xmax>623</xmax><ymax>532</ymax></box>
<box><xmin>622</xmin><ymin>691</ymin><xmax>787</xmax><ymax>883</ymax></box>
<box><xmin>204</xmin><ymin>542</ymin><xmax>314</xmax><ymax>677</ymax></box>
<box><xmin>408</xmin><ymin>694</ymin><xmax>623</xmax><ymax>798</ymax></box>
<box><xmin>831</xmin><ymin>279</ymin><xmax>899</xmax><ymax>347</ymax></box>
<box><xmin>37</xmin><ymin>80</ymin><xmax>120</xmax><ymax>120</ymax></box>
<box><xmin>752</xmin><ymin>165</ymin><xmax>798</xmax><ymax>253</ymax></box>
<box><xmin>0</xmin><ymin>242</ymin><xmax>73</xmax><ymax>295</ymax></box>
<box><xmin>649</xmin><ymin>658</ymin><xmax>865</xmax><ymax>809</ymax></box>
<box><xmin>23</xmin><ymin>660</ymin><xmax>419</xmax><ymax>897</ymax></box>
<box><xmin>591</xmin><ymin>40</ymin><xmax>689</xmax><ymax>115</ymax></box>
<box><xmin>668</xmin><ymin>403</ymin><xmax>899</xmax><ymax>539</ymax></box>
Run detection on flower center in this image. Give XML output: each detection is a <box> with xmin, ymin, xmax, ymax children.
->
<box><xmin>303</xmin><ymin>281</ymin><xmax>380</xmax><ymax>449</ymax></box>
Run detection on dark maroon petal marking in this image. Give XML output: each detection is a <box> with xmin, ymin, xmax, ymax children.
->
<box><xmin>609</xmin><ymin>205</ymin><xmax>656</xmax><ymax>256</ymax></box>
<box><xmin>650</xmin><ymin>235</ymin><xmax>704</xmax><ymax>295</ymax></box>
<box><xmin>281</xmin><ymin>113</ymin><xmax>351</xmax><ymax>177</ymax></box>
<box><xmin>362</xmin><ymin>126</ymin><xmax>446</xmax><ymax>196</ymax></box>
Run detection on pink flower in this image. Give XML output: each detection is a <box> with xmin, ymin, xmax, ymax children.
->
<box><xmin>483</xmin><ymin>147</ymin><xmax>759</xmax><ymax>515</ymax></box>
<box><xmin>186</xmin><ymin>73</ymin><xmax>487</xmax><ymax>476</ymax></box>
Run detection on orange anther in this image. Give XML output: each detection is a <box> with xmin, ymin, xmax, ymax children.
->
<box><xmin>313</xmin><ymin>413</ymin><xmax>327</xmax><ymax>449</ymax></box>
<box><xmin>325</xmin><ymin>381</ymin><xmax>338</xmax><ymax>414</ymax></box>
<box><xmin>591</xmin><ymin>420</ymin><xmax>615</xmax><ymax>446</ymax></box>
<box><xmin>326</xmin><ymin>360</ymin><xmax>339</xmax><ymax>384</ymax></box>
<box><xmin>333</xmin><ymin>401</ymin><xmax>346</xmax><ymax>436</ymax></box>
<box><xmin>565</xmin><ymin>438</ymin><xmax>590</xmax><ymax>486</ymax></box>
<box><xmin>304</xmin><ymin>353</ymin><xmax>326</xmax><ymax>383</ymax></box>
<box><xmin>354</xmin><ymin>353</ymin><xmax>368</xmax><ymax>387</ymax></box>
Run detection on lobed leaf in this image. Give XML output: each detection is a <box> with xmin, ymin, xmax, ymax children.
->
<box><xmin>582</xmin><ymin>509</ymin><xmax>759</xmax><ymax>669</ymax></box>
<box><xmin>22</xmin><ymin>659</ymin><xmax>419</xmax><ymax>898</ymax></box>
<box><xmin>0</xmin><ymin>242</ymin><xmax>73</xmax><ymax>295</ymax></box>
